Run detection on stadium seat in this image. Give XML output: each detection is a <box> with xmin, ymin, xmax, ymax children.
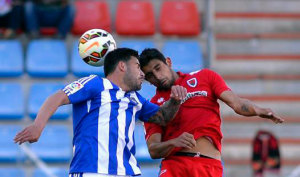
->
<box><xmin>162</xmin><ymin>40</ymin><xmax>203</xmax><ymax>73</ymax></box>
<box><xmin>160</xmin><ymin>1</ymin><xmax>200</xmax><ymax>36</ymax></box>
<box><xmin>71</xmin><ymin>41</ymin><xmax>105</xmax><ymax>77</ymax></box>
<box><xmin>116</xmin><ymin>0</ymin><xmax>155</xmax><ymax>35</ymax></box>
<box><xmin>28</xmin><ymin>83</ymin><xmax>71</xmax><ymax>120</ymax></box>
<box><xmin>0</xmin><ymin>83</ymin><xmax>24</xmax><ymax>120</ymax></box>
<box><xmin>140</xmin><ymin>166</ymin><xmax>160</xmax><ymax>177</ymax></box>
<box><xmin>0</xmin><ymin>40</ymin><xmax>23</xmax><ymax>77</ymax></box>
<box><xmin>26</xmin><ymin>40</ymin><xmax>68</xmax><ymax>77</ymax></box>
<box><xmin>0</xmin><ymin>125</ymin><xmax>25</xmax><ymax>162</ymax></box>
<box><xmin>72</xmin><ymin>1</ymin><xmax>111</xmax><ymax>35</ymax></box>
<box><xmin>134</xmin><ymin>123</ymin><xmax>155</xmax><ymax>163</ymax></box>
<box><xmin>33</xmin><ymin>167</ymin><xmax>68</xmax><ymax>177</ymax></box>
<box><xmin>139</xmin><ymin>82</ymin><xmax>156</xmax><ymax>100</ymax></box>
<box><xmin>119</xmin><ymin>40</ymin><xmax>155</xmax><ymax>54</ymax></box>
<box><xmin>0</xmin><ymin>167</ymin><xmax>25</xmax><ymax>177</ymax></box>
<box><xmin>30</xmin><ymin>125</ymin><xmax>72</xmax><ymax>163</ymax></box>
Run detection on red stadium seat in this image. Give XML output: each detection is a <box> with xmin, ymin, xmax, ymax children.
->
<box><xmin>160</xmin><ymin>1</ymin><xmax>200</xmax><ymax>36</ymax></box>
<box><xmin>116</xmin><ymin>0</ymin><xmax>155</xmax><ymax>35</ymax></box>
<box><xmin>40</xmin><ymin>27</ymin><xmax>57</xmax><ymax>36</ymax></box>
<box><xmin>72</xmin><ymin>1</ymin><xmax>111</xmax><ymax>35</ymax></box>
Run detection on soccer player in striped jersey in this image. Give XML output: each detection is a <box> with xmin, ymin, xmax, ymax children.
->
<box><xmin>14</xmin><ymin>48</ymin><xmax>187</xmax><ymax>177</ymax></box>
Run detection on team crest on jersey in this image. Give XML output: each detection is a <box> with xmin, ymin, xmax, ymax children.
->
<box><xmin>187</xmin><ymin>78</ymin><xmax>197</xmax><ymax>87</ymax></box>
<box><xmin>65</xmin><ymin>81</ymin><xmax>84</xmax><ymax>94</ymax></box>
<box><xmin>157</xmin><ymin>97</ymin><xmax>165</xmax><ymax>104</ymax></box>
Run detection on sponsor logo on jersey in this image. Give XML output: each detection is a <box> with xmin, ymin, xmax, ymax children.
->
<box><xmin>187</xmin><ymin>78</ymin><xmax>197</xmax><ymax>87</ymax></box>
<box><xmin>181</xmin><ymin>90</ymin><xmax>207</xmax><ymax>104</ymax></box>
<box><xmin>65</xmin><ymin>81</ymin><xmax>84</xmax><ymax>95</ymax></box>
<box><xmin>157</xmin><ymin>97</ymin><xmax>165</xmax><ymax>104</ymax></box>
<box><xmin>159</xmin><ymin>169</ymin><xmax>167</xmax><ymax>176</ymax></box>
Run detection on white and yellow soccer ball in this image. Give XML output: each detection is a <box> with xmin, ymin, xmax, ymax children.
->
<box><xmin>78</xmin><ymin>29</ymin><xmax>117</xmax><ymax>66</ymax></box>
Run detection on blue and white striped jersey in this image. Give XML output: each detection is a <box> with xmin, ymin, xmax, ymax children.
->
<box><xmin>62</xmin><ymin>75</ymin><xmax>159</xmax><ymax>176</ymax></box>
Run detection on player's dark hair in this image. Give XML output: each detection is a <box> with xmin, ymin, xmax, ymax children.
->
<box><xmin>139</xmin><ymin>48</ymin><xmax>167</xmax><ymax>69</ymax></box>
<box><xmin>104</xmin><ymin>48</ymin><xmax>139</xmax><ymax>77</ymax></box>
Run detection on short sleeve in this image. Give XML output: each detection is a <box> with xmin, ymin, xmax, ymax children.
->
<box><xmin>62</xmin><ymin>75</ymin><xmax>103</xmax><ymax>104</ymax></box>
<box><xmin>136</xmin><ymin>93</ymin><xmax>160</xmax><ymax>122</ymax></box>
<box><xmin>206</xmin><ymin>69</ymin><xmax>231</xmax><ymax>98</ymax></box>
<box><xmin>144</xmin><ymin>122</ymin><xmax>163</xmax><ymax>141</ymax></box>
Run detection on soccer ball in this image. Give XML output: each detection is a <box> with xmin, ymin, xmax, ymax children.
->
<box><xmin>78</xmin><ymin>29</ymin><xmax>117</xmax><ymax>67</ymax></box>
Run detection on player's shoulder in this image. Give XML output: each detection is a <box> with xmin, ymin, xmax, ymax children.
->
<box><xmin>187</xmin><ymin>68</ymin><xmax>217</xmax><ymax>77</ymax></box>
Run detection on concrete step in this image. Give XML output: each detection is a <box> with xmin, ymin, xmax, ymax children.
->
<box><xmin>216</xmin><ymin>39</ymin><xmax>300</xmax><ymax>54</ymax></box>
<box><xmin>221</xmin><ymin>122</ymin><xmax>300</xmax><ymax>139</ymax></box>
<box><xmin>224</xmin><ymin>164</ymin><xmax>298</xmax><ymax>177</ymax></box>
<box><xmin>211</xmin><ymin>59</ymin><xmax>300</xmax><ymax>75</ymax></box>
<box><xmin>215</xmin><ymin>17</ymin><xmax>300</xmax><ymax>34</ymax></box>
<box><xmin>225</xmin><ymin>79</ymin><xmax>300</xmax><ymax>95</ymax></box>
<box><xmin>223</xmin><ymin>139</ymin><xmax>300</xmax><ymax>160</ymax></box>
<box><xmin>215</xmin><ymin>0</ymin><xmax>300</xmax><ymax>12</ymax></box>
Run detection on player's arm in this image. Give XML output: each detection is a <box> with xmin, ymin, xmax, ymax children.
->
<box><xmin>219</xmin><ymin>90</ymin><xmax>284</xmax><ymax>123</ymax></box>
<box><xmin>147</xmin><ymin>132</ymin><xmax>196</xmax><ymax>159</ymax></box>
<box><xmin>147</xmin><ymin>85</ymin><xmax>187</xmax><ymax>126</ymax></box>
<box><xmin>14</xmin><ymin>90</ymin><xmax>70</xmax><ymax>144</ymax></box>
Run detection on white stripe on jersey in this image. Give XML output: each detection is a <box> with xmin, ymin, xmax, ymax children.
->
<box><xmin>87</xmin><ymin>100</ymin><xmax>91</xmax><ymax>113</ymax></box>
<box><xmin>78</xmin><ymin>75</ymin><xmax>96</xmax><ymax>85</ymax></box>
<box><xmin>97</xmin><ymin>79</ymin><xmax>113</xmax><ymax>174</ymax></box>
<box><xmin>127</xmin><ymin>92</ymin><xmax>142</xmax><ymax>174</ymax></box>
<box><xmin>116</xmin><ymin>92</ymin><xmax>129</xmax><ymax>174</ymax></box>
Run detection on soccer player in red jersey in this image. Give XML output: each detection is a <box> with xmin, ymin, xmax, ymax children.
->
<box><xmin>139</xmin><ymin>48</ymin><xmax>284</xmax><ymax>177</ymax></box>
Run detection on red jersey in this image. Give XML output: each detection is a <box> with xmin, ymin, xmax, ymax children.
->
<box><xmin>144</xmin><ymin>69</ymin><xmax>231</xmax><ymax>153</ymax></box>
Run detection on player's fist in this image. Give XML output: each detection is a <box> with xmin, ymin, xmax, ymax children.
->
<box><xmin>170</xmin><ymin>85</ymin><xmax>187</xmax><ymax>103</ymax></box>
<box><xmin>170</xmin><ymin>132</ymin><xmax>196</xmax><ymax>149</ymax></box>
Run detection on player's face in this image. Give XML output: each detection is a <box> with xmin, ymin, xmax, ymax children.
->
<box><xmin>124</xmin><ymin>57</ymin><xmax>145</xmax><ymax>91</ymax></box>
<box><xmin>142</xmin><ymin>59</ymin><xmax>176</xmax><ymax>90</ymax></box>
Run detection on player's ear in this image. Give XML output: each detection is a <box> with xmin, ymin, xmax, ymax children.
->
<box><xmin>166</xmin><ymin>57</ymin><xmax>172</xmax><ymax>68</ymax></box>
<box><xmin>118</xmin><ymin>61</ymin><xmax>127</xmax><ymax>72</ymax></box>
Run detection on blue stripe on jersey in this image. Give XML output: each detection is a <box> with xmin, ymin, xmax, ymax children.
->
<box><xmin>122</xmin><ymin>101</ymin><xmax>134</xmax><ymax>175</ymax></box>
<box><xmin>108</xmin><ymin>88</ymin><xmax>120</xmax><ymax>174</ymax></box>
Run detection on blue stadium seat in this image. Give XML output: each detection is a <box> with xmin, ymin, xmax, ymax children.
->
<box><xmin>33</xmin><ymin>167</ymin><xmax>68</xmax><ymax>177</ymax></box>
<box><xmin>139</xmin><ymin>82</ymin><xmax>156</xmax><ymax>100</ymax></box>
<box><xmin>140</xmin><ymin>166</ymin><xmax>160</xmax><ymax>177</ymax></box>
<box><xmin>30</xmin><ymin>125</ymin><xmax>72</xmax><ymax>163</ymax></box>
<box><xmin>28</xmin><ymin>83</ymin><xmax>71</xmax><ymax>120</ymax></box>
<box><xmin>26</xmin><ymin>40</ymin><xmax>68</xmax><ymax>77</ymax></box>
<box><xmin>0</xmin><ymin>40</ymin><xmax>23</xmax><ymax>77</ymax></box>
<box><xmin>162</xmin><ymin>40</ymin><xmax>203</xmax><ymax>73</ymax></box>
<box><xmin>0</xmin><ymin>167</ymin><xmax>25</xmax><ymax>177</ymax></box>
<box><xmin>71</xmin><ymin>41</ymin><xmax>104</xmax><ymax>77</ymax></box>
<box><xmin>135</xmin><ymin>123</ymin><xmax>155</xmax><ymax>163</ymax></box>
<box><xmin>0</xmin><ymin>125</ymin><xmax>25</xmax><ymax>162</ymax></box>
<box><xmin>119</xmin><ymin>40</ymin><xmax>155</xmax><ymax>54</ymax></box>
<box><xmin>0</xmin><ymin>83</ymin><xmax>24</xmax><ymax>119</ymax></box>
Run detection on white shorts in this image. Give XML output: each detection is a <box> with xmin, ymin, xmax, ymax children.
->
<box><xmin>69</xmin><ymin>173</ymin><xmax>131</xmax><ymax>177</ymax></box>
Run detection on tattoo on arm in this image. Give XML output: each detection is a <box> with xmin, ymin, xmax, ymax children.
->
<box><xmin>148</xmin><ymin>99</ymin><xmax>181</xmax><ymax>126</ymax></box>
<box><xmin>241</xmin><ymin>104</ymin><xmax>250</xmax><ymax>113</ymax></box>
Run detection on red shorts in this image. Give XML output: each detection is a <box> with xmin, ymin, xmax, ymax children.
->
<box><xmin>158</xmin><ymin>156</ymin><xmax>223</xmax><ymax>177</ymax></box>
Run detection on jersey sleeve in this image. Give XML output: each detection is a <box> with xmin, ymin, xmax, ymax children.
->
<box><xmin>62</xmin><ymin>75</ymin><xmax>103</xmax><ymax>104</ymax></box>
<box><xmin>205</xmin><ymin>69</ymin><xmax>231</xmax><ymax>98</ymax></box>
<box><xmin>136</xmin><ymin>92</ymin><xmax>160</xmax><ymax>122</ymax></box>
<box><xmin>144</xmin><ymin>122</ymin><xmax>163</xmax><ymax>141</ymax></box>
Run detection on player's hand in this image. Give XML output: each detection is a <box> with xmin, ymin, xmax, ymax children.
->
<box><xmin>170</xmin><ymin>85</ymin><xmax>187</xmax><ymax>103</ymax></box>
<box><xmin>256</xmin><ymin>108</ymin><xmax>284</xmax><ymax>124</ymax></box>
<box><xmin>170</xmin><ymin>132</ymin><xmax>196</xmax><ymax>149</ymax></box>
<box><xmin>14</xmin><ymin>124</ymin><xmax>43</xmax><ymax>145</ymax></box>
